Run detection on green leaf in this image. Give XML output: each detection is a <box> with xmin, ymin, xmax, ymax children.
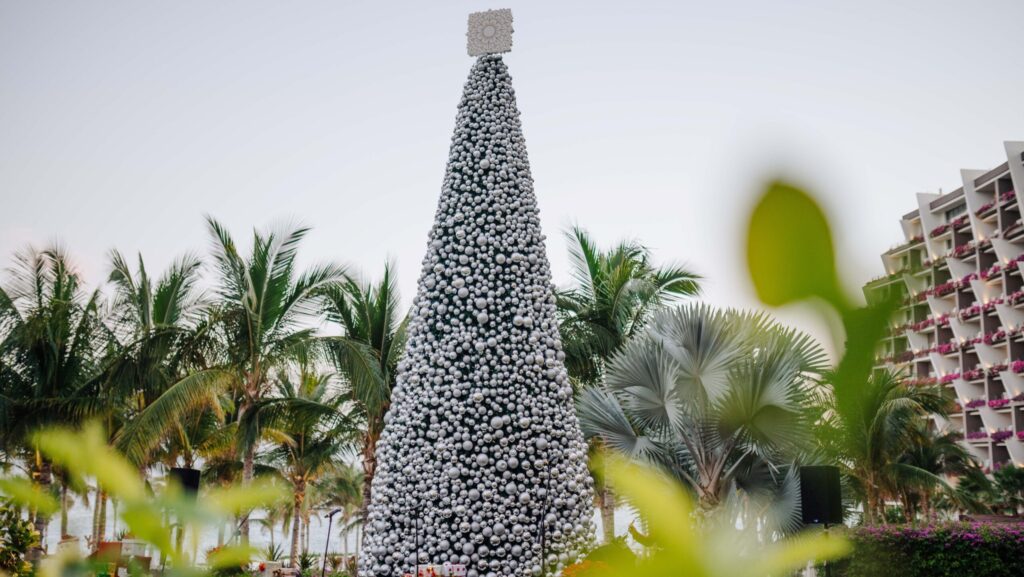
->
<box><xmin>746</xmin><ymin>181</ymin><xmax>844</xmax><ymax>309</ymax></box>
<box><xmin>0</xmin><ymin>477</ymin><xmax>59</xmax><ymax>516</ymax></box>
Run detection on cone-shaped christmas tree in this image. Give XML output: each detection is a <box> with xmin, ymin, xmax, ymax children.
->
<box><xmin>360</xmin><ymin>10</ymin><xmax>595</xmax><ymax>577</ymax></box>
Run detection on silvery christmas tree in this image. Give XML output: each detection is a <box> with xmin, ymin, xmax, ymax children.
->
<box><xmin>360</xmin><ymin>9</ymin><xmax>595</xmax><ymax>577</ymax></box>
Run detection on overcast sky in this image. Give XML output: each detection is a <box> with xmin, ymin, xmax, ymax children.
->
<box><xmin>2</xmin><ymin>1</ymin><xmax>1023</xmax><ymax>346</ymax></box>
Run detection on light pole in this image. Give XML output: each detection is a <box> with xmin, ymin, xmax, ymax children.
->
<box><xmin>321</xmin><ymin>509</ymin><xmax>342</xmax><ymax>577</ymax></box>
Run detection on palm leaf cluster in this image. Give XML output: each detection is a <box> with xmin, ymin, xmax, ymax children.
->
<box><xmin>0</xmin><ymin>219</ymin><xmax>403</xmax><ymax>563</ymax></box>
<box><xmin>811</xmin><ymin>370</ymin><xmax>960</xmax><ymax>524</ymax></box>
<box><xmin>578</xmin><ymin>304</ymin><xmax>828</xmax><ymax>532</ymax></box>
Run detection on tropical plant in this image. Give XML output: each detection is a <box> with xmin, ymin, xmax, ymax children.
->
<box><xmin>120</xmin><ymin>218</ymin><xmax>347</xmax><ymax>540</ymax></box>
<box><xmin>0</xmin><ymin>245</ymin><xmax>110</xmax><ymax>547</ymax></box>
<box><xmin>574</xmin><ymin>454</ymin><xmax>849</xmax><ymax>577</ymax></box>
<box><xmin>992</xmin><ymin>465</ymin><xmax>1024</xmax><ymax>515</ymax></box>
<box><xmin>557</xmin><ymin>226</ymin><xmax>700</xmax><ymax>542</ymax></box>
<box><xmin>322</xmin><ymin>264</ymin><xmax>406</xmax><ymax>517</ymax></box>
<box><xmin>252</xmin><ymin>369</ymin><xmax>358</xmax><ymax>565</ymax></box>
<box><xmin>892</xmin><ymin>423</ymin><xmax>978</xmax><ymax>521</ymax></box>
<box><xmin>812</xmin><ymin>370</ymin><xmax>950</xmax><ymax>525</ymax></box>
<box><xmin>0</xmin><ymin>502</ymin><xmax>37</xmax><ymax>577</ymax></box>
<box><xmin>578</xmin><ymin>303</ymin><xmax>827</xmax><ymax>532</ymax></box>
<box><xmin>308</xmin><ymin>464</ymin><xmax>362</xmax><ymax>565</ymax></box>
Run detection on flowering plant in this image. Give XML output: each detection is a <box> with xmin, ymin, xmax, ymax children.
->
<box><xmin>1008</xmin><ymin>289</ymin><xmax>1024</xmax><ymax>305</ymax></box>
<box><xmin>988</xmin><ymin>362</ymin><xmax>1007</xmax><ymax>375</ymax></box>
<box><xmin>950</xmin><ymin>243</ymin><xmax>975</xmax><ymax>258</ymax></box>
<box><xmin>936</xmin><ymin>342</ymin><xmax>957</xmax><ymax>355</ymax></box>
<box><xmin>909</xmin><ymin>318</ymin><xmax>935</xmax><ymax>332</ymax></box>
<box><xmin>983</xmin><ymin>329</ymin><xmax>1006</xmax><ymax>345</ymax></box>
<box><xmin>961</xmin><ymin>368</ymin><xmax>984</xmax><ymax>381</ymax></box>
<box><xmin>980</xmin><ymin>263</ymin><xmax>1002</xmax><ymax>280</ymax></box>
<box><xmin>929</xmin><ymin>222</ymin><xmax>952</xmax><ymax>237</ymax></box>
<box><xmin>1018</xmin><ymin>431</ymin><xmax>1024</xmax><ymax>441</ymax></box>
<box><xmin>965</xmin><ymin>430</ymin><xmax>988</xmax><ymax>439</ymax></box>
<box><xmin>975</xmin><ymin>199</ymin><xmax>997</xmax><ymax>216</ymax></box>
<box><xmin>991</xmin><ymin>430</ymin><xmax>1013</xmax><ymax>443</ymax></box>
<box><xmin>965</xmin><ymin>399</ymin><xmax>987</xmax><ymax>409</ymax></box>
<box><xmin>938</xmin><ymin>372</ymin><xmax>959</xmax><ymax>384</ymax></box>
<box><xmin>1000</xmin><ymin>190</ymin><xmax>1016</xmax><ymax>203</ymax></box>
<box><xmin>958</xmin><ymin>304</ymin><xmax>981</xmax><ymax>320</ymax></box>
<box><xmin>988</xmin><ymin>398</ymin><xmax>1010</xmax><ymax>409</ymax></box>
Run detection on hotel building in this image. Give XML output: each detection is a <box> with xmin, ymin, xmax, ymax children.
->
<box><xmin>865</xmin><ymin>141</ymin><xmax>1024</xmax><ymax>472</ymax></box>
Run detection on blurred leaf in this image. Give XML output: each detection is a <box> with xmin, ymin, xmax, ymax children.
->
<box><xmin>747</xmin><ymin>181</ymin><xmax>845</xmax><ymax>310</ymax></box>
<box><xmin>205</xmin><ymin>479</ymin><xmax>288</xmax><ymax>515</ymax></box>
<box><xmin>120</xmin><ymin>503</ymin><xmax>174</xmax><ymax>557</ymax></box>
<box><xmin>600</xmin><ymin>453</ymin><xmax>849</xmax><ymax>577</ymax></box>
<box><xmin>206</xmin><ymin>545</ymin><xmax>258</xmax><ymax>569</ymax></box>
<box><xmin>0</xmin><ymin>477</ymin><xmax>59</xmax><ymax>515</ymax></box>
<box><xmin>33</xmin><ymin>423</ymin><xmax>145</xmax><ymax>501</ymax></box>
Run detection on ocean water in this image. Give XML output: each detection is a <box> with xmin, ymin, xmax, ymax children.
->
<box><xmin>40</xmin><ymin>504</ymin><xmax>629</xmax><ymax>564</ymax></box>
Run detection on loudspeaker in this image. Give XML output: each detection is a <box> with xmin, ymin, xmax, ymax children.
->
<box><xmin>169</xmin><ymin>467</ymin><xmax>201</xmax><ymax>497</ymax></box>
<box><xmin>799</xmin><ymin>465</ymin><xmax>842</xmax><ymax>525</ymax></box>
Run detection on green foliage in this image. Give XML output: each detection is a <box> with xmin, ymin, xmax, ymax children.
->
<box><xmin>993</xmin><ymin>465</ymin><xmax>1024</xmax><ymax>514</ymax></box>
<box><xmin>835</xmin><ymin>523</ymin><xmax>1024</xmax><ymax>577</ymax></box>
<box><xmin>0</xmin><ymin>503</ymin><xmax>37</xmax><ymax>577</ymax></box>
<box><xmin>557</xmin><ymin>225</ymin><xmax>701</xmax><ymax>388</ymax></box>
<box><xmin>2</xmin><ymin>423</ymin><xmax>287</xmax><ymax>577</ymax></box>
<box><xmin>578</xmin><ymin>304</ymin><xmax>827</xmax><ymax>531</ymax></box>
<box><xmin>588</xmin><ymin>455</ymin><xmax>849</xmax><ymax>577</ymax></box>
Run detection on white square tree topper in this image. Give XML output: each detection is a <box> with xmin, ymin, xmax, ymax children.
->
<box><xmin>467</xmin><ymin>9</ymin><xmax>513</xmax><ymax>56</ymax></box>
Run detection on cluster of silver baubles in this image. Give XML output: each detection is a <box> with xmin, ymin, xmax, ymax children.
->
<box><xmin>359</xmin><ymin>55</ymin><xmax>595</xmax><ymax>577</ymax></box>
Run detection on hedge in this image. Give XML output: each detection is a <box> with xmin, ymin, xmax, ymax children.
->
<box><xmin>833</xmin><ymin>523</ymin><xmax>1024</xmax><ymax>577</ymax></box>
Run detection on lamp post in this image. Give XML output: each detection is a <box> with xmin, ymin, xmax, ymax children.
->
<box><xmin>322</xmin><ymin>509</ymin><xmax>342</xmax><ymax>577</ymax></box>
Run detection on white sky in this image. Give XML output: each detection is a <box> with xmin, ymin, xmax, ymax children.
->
<box><xmin>2</xmin><ymin>1</ymin><xmax>1023</xmax><ymax>348</ymax></box>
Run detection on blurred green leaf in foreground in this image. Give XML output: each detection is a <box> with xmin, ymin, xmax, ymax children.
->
<box><xmin>0</xmin><ymin>422</ymin><xmax>288</xmax><ymax>577</ymax></box>
<box><xmin>591</xmin><ymin>454</ymin><xmax>850</xmax><ymax>577</ymax></box>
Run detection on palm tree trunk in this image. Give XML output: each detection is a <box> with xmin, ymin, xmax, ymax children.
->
<box><xmin>360</xmin><ymin>432</ymin><xmax>379</xmax><ymax>521</ymax></box>
<box><xmin>29</xmin><ymin>456</ymin><xmax>52</xmax><ymax>560</ymax></box>
<box><xmin>98</xmin><ymin>491</ymin><xmax>108</xmax><ymax>541</ymax></box>
<box><xmin>290</xmin><ymin>482</ymin><xmax>305</xmax><ymax>567</ymax></box>
<box><xmin>60</xmin><ymin>479</ymin><xmax>69</xmax><ymax>538</ymax></box>
<box><xmin>599</xmin><ymin>487</ymin><xmax>616</xmax><ymax>543</ymax></box>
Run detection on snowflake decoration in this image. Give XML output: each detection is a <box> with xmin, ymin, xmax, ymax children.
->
<box><xmin>467</xmin><ymin>9</ymin><xmax>513</xmax><ymax>56</ymax></box>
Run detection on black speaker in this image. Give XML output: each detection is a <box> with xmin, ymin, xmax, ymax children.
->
<box><xmin>799</xmin><ymin>465</ymin><xmax>842</xmax><ymax>525</ymax></box>
<box><xmin>169</xmin><ymin>467</ymin><xmax>201</xmax><ymax>497</ymax></box>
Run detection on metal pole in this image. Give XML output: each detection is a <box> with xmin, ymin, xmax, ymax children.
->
<box><xmin>322</xmin><ymin>509</ymin><xmax>341</xmax><ymax>577</ymax></box>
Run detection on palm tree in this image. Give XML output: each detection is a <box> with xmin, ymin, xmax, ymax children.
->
<box><xmin>322</xmin><ymin>264</ymin><xmax>406</xmax><ymax>518</ymax></box>
<box><xmin>577</xmin><ymin>304</ymin><xmax>827</xmax><ymax>532</ymax></box>
<box><xmin>0</xmin><ymin>245</ymin><xmax>110</xmax><ymax>548</ymax></box>
<box><xmin>105</xmin><ymin>251</ymin><xmax>212</xmax><ymax>423</ymax></box>
<box><xmin>893</xmin><ymin>423</ymin><xmax>977</xmax><ymax>521</ymax></box>
<box><xmin>252</xmin><ymin>369</ymin><xmax>358</xmax><ymax>566</ymax></box>
<box><xmin>120</xmin><ymin>218</ymin><xmax>347</xmax><ymax>540</ymax></box>
<box><xmin>813</xmin><ymin>371</ymin><xmax>949</xmax><ymax>525</ymax></box>
<box><xmin>557</xmin><ymin>226</ymin><xmax>700</xmax><ymax>542</ymax></box>
<box><xmin>311</xmin><ymin>464</ymin><xmax>363</xmax><ymax>567</ymax></box>
<box><xmin>992</xmin><ymin>465</ymin><xmax>1024</xmax><ymax>515</ymax></box>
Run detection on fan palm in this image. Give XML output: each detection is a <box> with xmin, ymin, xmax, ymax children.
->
<box><xmin>120</xmin><ymin>218</ymin><xmax>347</xmax><ymax>540</ymax></box>
<box><xmin>0</xmin><ymin>245</ymin><xmax>110</xmax><ymax>545</ymax></box>
<box><xmin>252</xmin><ymin>369</ymin><xmax>358</xmax><ymax>566</ymax></box>
<box><xmin>557</xmin><ymin>226</ymin><xmax>700</xmax><ymax>542</ymax></box>
<box><xmin>322</xmin><ymin>264</ymin><xmax>406</xmax><ymax>518</ymax></box>
<box><xmin>577</xmin><ymin>304</ymin><xmax>827</xmax><ymax>532</ymax></box>
<box><xmin>812</xmin><ymin>370</ymin><xmax>949</xmax><ymax>524</ymax></box>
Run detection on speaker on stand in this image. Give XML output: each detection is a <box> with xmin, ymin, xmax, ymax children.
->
<box><xmin>169</xmin><ymin>467</ymin><xmax>201</xmax><ymax>497</ymax></box>
<box><xmin>799</xmin><ymin>466</ymin><xmax>843</xmax><ymax>577</ymax></box>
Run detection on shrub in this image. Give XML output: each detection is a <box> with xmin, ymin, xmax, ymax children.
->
<box><xmin>0</xmin><ymin>504</ymin><xmax>37</xmax><ymax>577</ymax></box>
<box><xmin>835</xmin><ymin>523</ymin><xmax>1024</xmax><ymax>577</ymax></box>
